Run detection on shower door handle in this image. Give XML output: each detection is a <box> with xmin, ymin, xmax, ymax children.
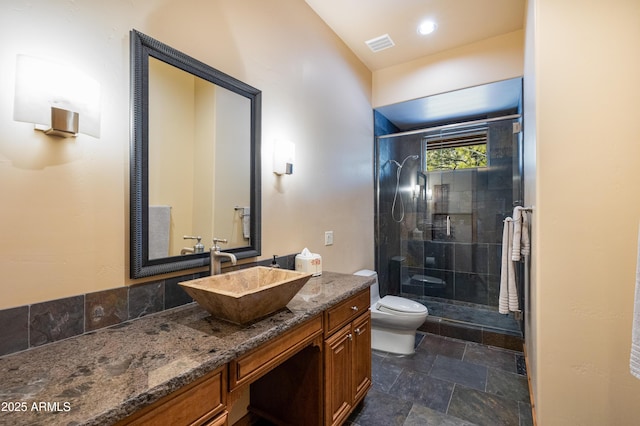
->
<box><xmin>446</xmin><ymin>216</ymin><xmax>451</xmax><ymax>236</ymax></box>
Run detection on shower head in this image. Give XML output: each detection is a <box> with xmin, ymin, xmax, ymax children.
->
<box><xmin>387</xmin><ymin>154</ymin><xmax>419</xmax><ymax>168</ymax></box>
<box><xmin>400</xmin><ymin>154</ymin><xmax>419</xmax><ymax>167</ymax></box>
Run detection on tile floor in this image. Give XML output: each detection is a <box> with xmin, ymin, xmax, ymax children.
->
<box><xmin>346</xmin><ymin>332</ymin><xmax>533</xmax><ymax>426</ymax></box>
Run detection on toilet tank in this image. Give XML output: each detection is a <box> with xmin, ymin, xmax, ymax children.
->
<box><xmin>353</xmin><ymin>269</ymin><xmax>379</xmax><ymax>305</ymax></box>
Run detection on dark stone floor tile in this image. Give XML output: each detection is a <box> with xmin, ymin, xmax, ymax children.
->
<box><xmin>372</xmin><ymin>353</ymin><xmax>403</xmax><ymax>392</ymax></box>
<box><xmin>519</xmin><ymin>401</ymin><xmax>534</xmax><ymax>426</ymax></box>
<box><xmin>430</xmin><ymin>355</ymin><xmax>488</xmax><ymax>391</ymax></box>
<box><xmin>389</xmin><ymin>369</ymin><xmax>454</xmax><ymax>413</ymax></box>
<box><xmin>415</xmin><ymin>333</ymin><xmax>425</xmax><ymax>348</ymax></box>
<box><xmin>486</xmin><ymin>368</ymin><xmax>530</xmax><ymax>403</ymax></box>
<box><xmin>420</xmin><ymin>333</ymin><xmax>467</xmax><ymax>359</ymax></box>
<box><xmin>382</xmin><ymin>346</ymin><xmax>437</xmax><ymax>375</ymax></box>
<box><xmin>404</xmin><ymin>404</ymin><xmax>476</xmax><ymax>426</ymax></box>
<box><xmin>463</xmin><ymin>343</ymin><xmax>517</xmax><ymax>373</ymax></box>
<box><xmin>347</xmin><ymin>388</ymin><xmax>412</xmax><ymax>426</ymax></box>
<box><xmin>448</xmin><ymin>385</ymin><xmax>520</xmax><ymax>426</ymax></box>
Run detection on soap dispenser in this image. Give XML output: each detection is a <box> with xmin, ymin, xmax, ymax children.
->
<box><xmin>270</xmin><ymin>255</ymin><xmax>281</xmax><ymax>268</ymax></box>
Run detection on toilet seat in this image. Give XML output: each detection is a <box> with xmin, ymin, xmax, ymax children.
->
<box><xmin>376</xmin><ymin>295</ymin><xmax>428</xmax><ymax>316</ymax></box>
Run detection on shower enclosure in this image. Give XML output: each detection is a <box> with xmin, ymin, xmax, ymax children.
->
<box><xmin>375</xmin><ymin>115</ymin><xmax>524</xmax><ymax>343</ymax></box>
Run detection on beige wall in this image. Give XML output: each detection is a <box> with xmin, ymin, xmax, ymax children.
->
<box><xmin>0</xmin><ymin>0</ymin><xmax>373</xmax><ymax>309</ymax></box>
<box><xmin>523</xmin><ymin>0</ymin><xmax>539</xmax><ymax>416</ymax></box>
<box><xmin>527</xmin><ymin>0</ymin><xmax>640</xmax><ymax>423</ymax></box>
<box><xmin>372</xmin><ymin>30</ymin><xmax>524</xmax><ymax>108</ymax></box>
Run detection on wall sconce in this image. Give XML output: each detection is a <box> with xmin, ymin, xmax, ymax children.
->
<box><xmin>13</xmin><ymin>55</ymin><xmax>101</xmax><ymax>138</ymax></box>
<box><xmin>273</xmin><ymin>139</ymin><xmax>295</xmax><ymax>175</ymax></box>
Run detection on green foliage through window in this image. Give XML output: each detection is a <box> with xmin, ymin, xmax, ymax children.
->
<box><xmin>426</xmin><ymin>144</ymin><xmax>487</xmax><ymax>171</ymax></box>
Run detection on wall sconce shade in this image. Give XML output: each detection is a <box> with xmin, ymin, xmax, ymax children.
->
<box><xmin>13</xmin><ymin>55</ymin><xmax>101</xmax><ymax>138</ymax></box>
<box><xmin>273</xmin><ymin>139</ymin><xmax>295</xmax><ymax>175</ymax></box>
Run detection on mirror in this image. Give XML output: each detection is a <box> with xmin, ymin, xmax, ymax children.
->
<box><xmin>130</xmin><ymin>30</ymin><xmax>261</xmax><ymax>278</ymax></box>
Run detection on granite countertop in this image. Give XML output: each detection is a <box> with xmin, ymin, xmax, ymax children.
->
<box><xmin>0</xmin><ymin>271</ymin><xmax>373</xmax><ymax>426</ymax></box>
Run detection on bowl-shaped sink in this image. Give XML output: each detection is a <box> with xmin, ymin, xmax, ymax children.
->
<box><xmin>179</xmin><ymin>266</ymin><xmax>313</xmax><ymax>324</ymax></box>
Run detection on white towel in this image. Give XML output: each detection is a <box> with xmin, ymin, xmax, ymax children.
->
<box><xmin>631</xmin><ymin>224</ymin><xmax>640</xmax><ymax>379</ymax></box>
<box><xmin>149</xmin><ymin>205</ymin><xmax>171</xmax><ymax>258</ymax></box>
<box><xmin>242</xmin><ymin>207</ymin><xmax>250</xmax><ymax>239</ymax></box>
<box><xmin>521</xmin><ymin>209</ymin><xmax>530</xmax><ymax>256</ymax></box>
<box><xmin>499</xmin><ymin>218</ymin><xmax>520</xmax><ymax>314</ymax></box>
<box><xmin>511</xmin><ymin>206</ymin><xmax>531</xmax><ymax>261</ymax></box>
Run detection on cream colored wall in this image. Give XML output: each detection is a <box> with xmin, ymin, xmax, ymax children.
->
<box><xmin>523</xmin><ymin>0</ymin><xmax>539</xmax><ymax>415</ymax></box>
<box><xmin>192</xmin><ymin>78</ymin><xmax>217</xmax><ymax>251</ymax></box>
<box><xmin>212</xmin><ymin>87</ymin><xmax>251</xmax><ymax>249</ymax></box>
<box><xmin>528</xmin><ymin>0</ymin><xmax>640</xmax><ymax>423</ymax></box>
<box><xmin>0</xmin><ymin>0</ymin><xmax>373</xmax><ymax>310</ymax></box>
<box><xmin>372</xmin><ymin>30</ymin><xmax>524</xmax><ymax>108</ymax></box>
<box><xmin>149</xmin><ymin>58</ymin><xmax>196</xmax><ymax>257</ymax></box>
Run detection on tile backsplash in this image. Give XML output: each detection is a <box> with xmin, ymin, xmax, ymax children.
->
<box><xmin>0</xmin><ymin>254</ymin><xmax>296</xmax><ymax>357</ymax></box>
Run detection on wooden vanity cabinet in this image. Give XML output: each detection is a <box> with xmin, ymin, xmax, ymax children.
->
<box><xmin>323</xmin><ymin>289</ymin><xmax>372</xmax><ymax>426</ymax></box>
<box><xmin>117</xmin><ymin>365</ymin><xmax>227</xmax><ymax>426</ymax></box>
<box><xmin>118</xmin><ymin>287</ymin><xmax>372</xmax><ymax>426</ymax></box>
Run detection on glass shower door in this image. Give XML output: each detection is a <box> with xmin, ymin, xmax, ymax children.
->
<box><xmin>397</xmin><ymin>118</ymin><xmax>523</xmax><ymax>335</ymax></box>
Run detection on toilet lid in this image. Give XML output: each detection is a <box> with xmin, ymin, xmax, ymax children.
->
<box><xmin>376</xmin><ymin>296</ymin><xmax>428</xmax><ymax>315</ymax></box>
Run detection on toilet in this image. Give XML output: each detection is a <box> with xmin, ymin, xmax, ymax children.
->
<box><xmin>354</xmin><ymin>269</ymin><xmax>428</xmax><ymax>355</ymax></box>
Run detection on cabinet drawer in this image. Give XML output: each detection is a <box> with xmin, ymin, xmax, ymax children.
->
<box><xmin>324</xmin><ymin>289</ymin><xmax>370</xmax><ymax>336</ymax></box>
<box><xmin>203</xmin><ymin>411</ymin><xmax>228</xmax><ymax>426</ymax></box>
<box><xmin>119</xmin><ymin>365</ymin><xmax>227</xmax><ymax>426</ymax></box>
<box><xmin>230</xmin><ymin>314</ymin><xmax>323</xmax><ymax>389</ymax></box>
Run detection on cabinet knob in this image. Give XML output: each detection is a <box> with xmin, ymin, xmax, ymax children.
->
<box><xmin>351</xmin><ymin>306</ymin><xmax>359</xmax><ymax>311</ymax></box>
<box><xmin>347</xmin><ymin>333</ymin><xmax>353</xmax><ymax>341</ymax></box>
<box><xmin>354</xmin><ymin>328</ymin><xmax>362</xmax><ymax>335</ymax></box>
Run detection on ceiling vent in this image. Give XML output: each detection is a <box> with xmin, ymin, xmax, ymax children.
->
<box><xmin>365</xmin><ymin>34</ymin><xmax>395</xmax><ymax>53</ymax></box>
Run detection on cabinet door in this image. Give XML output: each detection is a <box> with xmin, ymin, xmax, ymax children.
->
<box><xmin>352</xmin><ymin>312</ymin><xmax>372</xmax><ymax>405</ymax></box>
<box><xmin>324</xmin><ymin>323</ymin><xmax>353</xmax><ymax>426</ymax></box>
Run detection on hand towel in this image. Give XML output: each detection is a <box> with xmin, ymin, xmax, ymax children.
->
<box><xmin>521</xmin><ymin>209</ymin><xmax>531</xmax><ymax>257</ymax></box>
<box><xmin>511</xmin><ymin>206</ymin><xmax>523</xmax><ymax>261</ymax></box>
<box><xmin>499</xmin><ymin>218</ymin><xmax>519</xmax><ymax>314</ymax></box>
<box><xmin>149</xmin><ymin>205</ymin><xmax>171</xmax><ymax>259</ymax></box>
<box><xmin>631</xmin><ymin>225</ymin><xmax>640</xmax><ymax>379</ymax></box>
<box><xmin>242</xmin><ymin>207</ymin><xmax>250</xmax><ymax>239</ymax></box>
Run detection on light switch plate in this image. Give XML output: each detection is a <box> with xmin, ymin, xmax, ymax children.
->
<box><xmin>324</xmin><ymin>231</ymin><xmax>334</xmax><ymax>246</ymax></box>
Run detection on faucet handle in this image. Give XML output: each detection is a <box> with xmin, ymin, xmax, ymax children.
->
<box><xmin>212</xmin><ymin>237</ymin><xmax>228</xmax><ymax>251</ymax></box>
<box><xmin>184</xmin><ymin>235</ymin><xmax>204</xmax><ymax>253</ymax></box>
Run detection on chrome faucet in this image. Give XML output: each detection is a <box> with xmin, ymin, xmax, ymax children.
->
<box><xmin>210</xmin><ymin>238</ymin><xmax>237</xmax><ymax>275</ymax></box>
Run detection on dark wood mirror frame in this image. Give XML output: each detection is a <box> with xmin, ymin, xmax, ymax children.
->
<box><xmin>130</xmin><ymin>29</ymin><xmax>261</xmax><ymax>278</ymax></box>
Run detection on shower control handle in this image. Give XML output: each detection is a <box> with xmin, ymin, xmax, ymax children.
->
<box><xmin>446</xmin><ymin>215</ymin><xmax>451</xmax><ymax>236</ymax></box>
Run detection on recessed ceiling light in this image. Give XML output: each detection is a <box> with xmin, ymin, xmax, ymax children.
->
<box><xmin>418</xmin><ymin>21</ymin><xmax>437</xmax><ymax>36</ymax></box>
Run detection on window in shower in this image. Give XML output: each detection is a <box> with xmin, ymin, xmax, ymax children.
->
<box><xmin>424</xmin><ymin>127</ymin><xmax>488</xmax><ymax>171</ymax></box>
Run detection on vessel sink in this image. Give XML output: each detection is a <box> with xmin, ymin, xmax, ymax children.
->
<box><xmin>179</xmin><ymin>266</ymin><xmax>313</xmax><ymax>324</ymax></box>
